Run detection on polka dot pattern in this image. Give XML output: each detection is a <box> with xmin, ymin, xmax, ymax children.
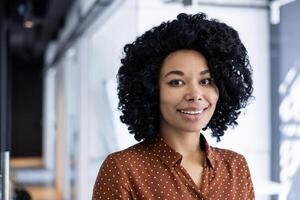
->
<box><xmin>92</xmin><ymin>134</ymin><xmax>255</xmax><ymax>199</ymax></box>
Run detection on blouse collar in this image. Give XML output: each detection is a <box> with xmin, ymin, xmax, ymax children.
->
<box><xmin>149</xmin><ymin>134</ymin><xmax>216</xmax><ymax>169</ymax></box>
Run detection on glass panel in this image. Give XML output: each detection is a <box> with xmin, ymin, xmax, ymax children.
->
<box><xmin>0</xmin><ymin>153</ymin><xmax>3</xmax><ymax>199</ymax></box>
<box><xmin>271</xmin><ymin>1</ymin><xmax>300</xmax><ymax>199</ymax></box>
<box><xmin>0</xmin><ymin>152</ymin><xmax>9</xmax><ymax>200</ymax></box>
<box><xmin>64</xmin><ymin>47</ymin><xmax>80</xmax><ymax>200</ymax></box>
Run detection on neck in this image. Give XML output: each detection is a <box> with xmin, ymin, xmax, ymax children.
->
<box><xmin>160</xmin><ymin>126</ymin><xmax>201</xmax><ymax>157</ymax></box>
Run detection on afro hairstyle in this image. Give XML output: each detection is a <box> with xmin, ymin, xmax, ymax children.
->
<box><xmin>117</xmin><ymin>12</ymin><xmax>253</xmax><ymax>142</ymax></box>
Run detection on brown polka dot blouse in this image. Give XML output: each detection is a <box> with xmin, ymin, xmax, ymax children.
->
<box><xmin>92</xmin><ymin>134</ymin><xmax>255</xmax><ymax>199</ymax></box>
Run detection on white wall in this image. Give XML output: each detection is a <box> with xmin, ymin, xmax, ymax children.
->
<box><xmin>75</xmin><ymin>0</ymin><xmax>138</xmax><ymax>199</ymax></box>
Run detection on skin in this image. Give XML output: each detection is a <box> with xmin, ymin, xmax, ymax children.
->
<box><xmin>159</xmin><ymin>49</ymin><xmax>219</xmax><ymax>187</ymax></box>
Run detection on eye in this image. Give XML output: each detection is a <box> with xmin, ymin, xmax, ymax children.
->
<box><xmin>168</xmin><ymin>79</ymin><xmax>184</xmax><ymax>87</ymax></box>
<box><xmin>200</xmin><ymin>78</ymin><xmax>214</xmax><ymax>86</ymax></box>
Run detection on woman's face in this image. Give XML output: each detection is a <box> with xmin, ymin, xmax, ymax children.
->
<box><xmin>159</xmin><ymin>49</ymin><xmax>219</xmax><ymax>135</ymax></box>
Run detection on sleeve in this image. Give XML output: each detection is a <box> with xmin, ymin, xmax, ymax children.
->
<box><xmin>241</xmin><ymin>155</ymin><xmax>255</xmax><ymax>200</ymax></box>
<box><xmin>92</xmin><ymin>154</ymin><xmax>132</xmax><ymax>200</ymax></box>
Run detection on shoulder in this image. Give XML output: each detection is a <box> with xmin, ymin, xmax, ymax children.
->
<box><xmin>210</xmin><ymin>147</ymin><xmax>250</xmax><ymax>170</ymax></box>
<box><xmin>101</xmin><ymin>142</ymin><xmax>150</xmax><ymax>168</ymax></box>
<box><xmin>209</xmin><ymin>147</ymin><xmax>253</xmax><ymax>184</ymax></box>
<box><xmin>208</xmin><ymin>147</ymin><xmax>255</xmax><ymax>198</ymax></box>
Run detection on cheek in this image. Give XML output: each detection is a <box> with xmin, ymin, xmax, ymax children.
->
<box><xmin>213</xmin><ymin>92</ymin><xmax>219</xmax><ymax>104</ymax></box>
<box><xmin>159</xmin><ymin>87</ymin><xmax>179</xmax><ymax>110</ymax></box>
<box><xmin>159</xmin><ymin>86</ymin><xmax>168</xmax><ymax>113</ymax></box>
<box><xmin>207</xmin><ymin>88</ymin><xmax>219</xmax><ymax>107</ymax></box>
<box><xmin>160</xmin><ymin>92</ymin><xmax>173</xmax><ymax>108</ymax></box>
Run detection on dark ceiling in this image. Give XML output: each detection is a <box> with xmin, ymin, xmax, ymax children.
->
<box><xmin>4</xmin><ymin>0</ymin><xmax>74</xmax><ymax>62</ymax></box>
<box><xmin>3</xmin><ymin>0</ymin><xmax>274</xmax><ymax>63</ymax></box>
<box><xmin>1</xmin><ymin>0</ymin><xmax>74</xmax><ymax>158</ymax></box>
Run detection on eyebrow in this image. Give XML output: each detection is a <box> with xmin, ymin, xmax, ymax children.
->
<box><xmin>163</xmin><ymin>70</ymin><xmax>184</xmax><ymax>77</ymax></box>
<box><xmin>163</xmin><ymin>69</ymin><xmax>210</xmax><ymax>78</ymax></box>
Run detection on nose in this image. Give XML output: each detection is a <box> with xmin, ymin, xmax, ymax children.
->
<box><xmin>184</xmin><ymin>84</ymin><xmax>203</xmax><ymax>102</ymax></box>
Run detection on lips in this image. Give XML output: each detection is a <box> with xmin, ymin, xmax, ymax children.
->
<box><xmin>176</xmin><ymin>107</ymin><xmax>208</xmax><ymax>121</ymax></box>
<box><xmin>177</xmin><ymin>109</ymin><xmax>206</xmax><ymax>115</ymax></box>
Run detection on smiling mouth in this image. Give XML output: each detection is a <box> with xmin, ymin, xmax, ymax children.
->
<box><xmin>177</xmin><ymin>108</ymin><xmax>207</xmax><ymax>115</ymax></box>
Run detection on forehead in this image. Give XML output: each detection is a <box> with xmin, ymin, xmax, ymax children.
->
<box><xmin>160</xmin><ymin>49</ymin><xmax>209</xmax><ymax>74</ymax></box>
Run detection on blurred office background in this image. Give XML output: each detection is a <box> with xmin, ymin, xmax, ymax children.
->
<box><xmin>1</xmin><ymin>0</ymin><xmax>300</xmax><ymax>199</ymax></box>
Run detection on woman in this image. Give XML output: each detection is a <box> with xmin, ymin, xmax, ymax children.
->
<box><xmin>93</xmin><ymin>13</ymin><xmax>254</xmax><ymax>199</ymax></box>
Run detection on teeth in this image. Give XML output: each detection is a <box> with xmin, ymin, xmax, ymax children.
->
<box><xmin>179</xmin><ymin>109</ymin><xmax>204</xmax><ymax>115</ymax></box>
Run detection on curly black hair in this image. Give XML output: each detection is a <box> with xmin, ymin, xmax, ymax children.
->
<box><xmin>117</xmin><ymin>13</ymin><xmax>253</xmax><ymax>142</ymax></box>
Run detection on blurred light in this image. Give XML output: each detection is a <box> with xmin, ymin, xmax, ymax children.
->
<box><xmin>17</xmin><ymin>4</ymin><xmax>26</xmax><ymax>16</ymax></box>
<box><xmin>24</xmin><ymin>20</ymin><xmax>34</xmax><ymax>29</ymax></box>
<box><xmin>161</xmin><ymin>0</ymin><xmax>192</xmax><ymax>6</ymax></box>
<box><xmin>279</xmin><ymin>67</ymin><xmax>297</xmax><ymax>95</ymax></box>
<box><xmin>66</xmin><ymin>48</ymin><xmax>76</xmax><ymax>58</ymax></box>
